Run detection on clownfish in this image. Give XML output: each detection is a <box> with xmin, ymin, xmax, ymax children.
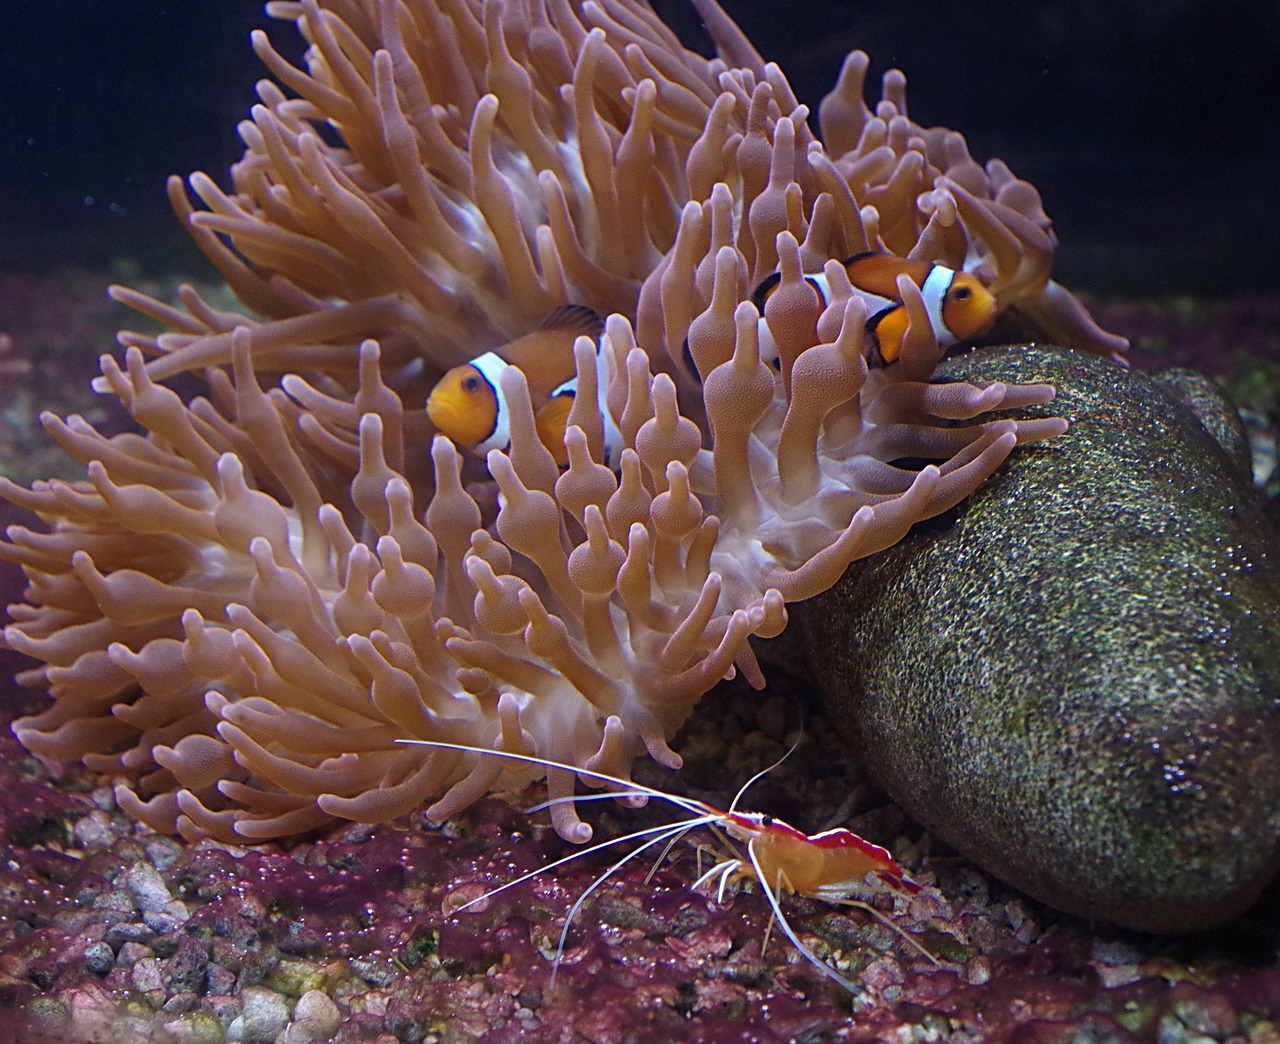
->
<box><xmin>751</xmin><ymin>251</ymin><xmax>997</xmax><ymax>366</ymax></box>
<box><xmin>426</xmin><ymin>305</ymin><xmax>625</xmax><ymax>468</ymax></box>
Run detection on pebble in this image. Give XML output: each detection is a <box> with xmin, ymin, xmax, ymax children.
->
<box><xmin>1094</xmin><ymin>963</ymin><xmax>1142</xmax><ymax>989</ymax></box>
<box><xmin>146</xmin><ymin>838</ymin><xmax>183</xmax><ymax>871</ymax></box>
<box><xmin>65</xmin><ymin>983</ymin><xmax>126</xmax><ymax>1039</ymax></box>
<box><xmin>143</xmin><ymin>909</ymin><xmax>185</xmax><ymax>935</ymax></box>
<box><xmin>165</xmin><ymin>898</ymin><xmax>191</xmax><ymax>922</ymax></box>
<box><xmin>72</xmin><ymin>811</ymin><xmax>113</xmax><ymax>848</ymax></box>
<box><xmin>294</xmin><ymin>989</ymin><xmax>341</xmax><ymax>1028</ymax></box>
<box><xmin>150</xmin><ymin>930</ymin><xmax>183</xmax><ymax>958</ymax></box>
<box><xmin>90</xmin><ymin>889</ymin><xmax>134</xmax><ymax>913</ymax></box>
<box><xmin>160</xmin><ymin>1012</ymin><xmax>228</xmax><ymax>1043</ymax></box>
<box><xmin>126</xmin><ymin>859</ymin><xmax>173</xmax><ymax>913</ymax></box>
<box><xmin>105</xmin><ymin>921</ymin><xmax>156</xmax><ymax>948</ymax></box>
<box><xmin>965</xmin><ymin>957</ymin><xmax>992</xmax><ymax>986</ymax></box>
<box><xmin>236</xmin><ymin>894</ymin><xmax>268</xmax><ymax>924</ymax></box>
<box><xmin>142</xmin><ymin>988</ymin><xmax>168</xmax><ymax>1011</ymax></box>
<box><xmin>230</xmin><ymin>985</ymin><xmax>291</xmax><ymax>1043</ymax></box>
<box><xmin>116</xmin><ymin>941</ymin><xmax>152</xmax><ymax>969</ymax></box>
<box><xmin>89</xmin><ymin>786</ymin><xmax>116</xmax><ymax>811</ymax></box>
<box><xmin>206</xmin><ymin>962</ymin><xmax>237</xmax><ymax>995</ymax></box>
<box><xmin>132</xmin><ymin>956</ymin><xmax>165</xmax><ymax>993</ymax></box>
<box><xmin>26</xmin><ymin>996</ymin><xmax>69</xmax><ymax>1029</ymax></box>
<box><xmin>206</xmin><ymin>994</ymin><xmax>242</xmax><ymax>1028</ymax></box>
<box><xmin>278</xmin><ymin>989</ymin><xmax>342</xmax><ymax>1044</ymax></box>
<box><xmin>164</xmin><ymin>934</ymin><xmax>210</xmax><ymax>993</ymax></box>
<box><xmin>82</xmin><ymin>940</ymin><xmax>114</xmax><ymax>976</ymax></box>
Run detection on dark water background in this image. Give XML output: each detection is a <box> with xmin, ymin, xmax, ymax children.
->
<box><xmin>0</xmin><ymin>0</ymin><xmax>1277</xmax><ymax>294</ymax></box>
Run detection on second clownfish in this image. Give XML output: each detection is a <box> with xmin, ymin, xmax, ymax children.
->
<box><xmin>751</xmin><ymin>251</ymin><xmax>997</xmax><ymax>365</ymax></box>
<box><xmin>426</xmin><ymin>305</ymin><xmax>624</xmax><ymax>468</ymax></box>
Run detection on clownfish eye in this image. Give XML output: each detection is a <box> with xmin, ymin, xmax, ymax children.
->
<box><xmin>952</xmin><ymin>286</ymin><xmax>971</xmax><ymax>300</ymax></box>
<box><xmin>462</xmin><ymin>375</ymin><xmax>482</xmax><ymax>393</ymax></box>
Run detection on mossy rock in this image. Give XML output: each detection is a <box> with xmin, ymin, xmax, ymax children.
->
<box><xmin>793</xmin><ymin>344</ymin><xmax>1280</xmax><ymax>933</ymax></box>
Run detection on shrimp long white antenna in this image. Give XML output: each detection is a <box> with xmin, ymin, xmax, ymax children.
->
<box><xmin>396</xmin><ymin>739</ymin><xmax>716</xmax><ymax>820</ymax></box>
<box><xmin>525</xmin><ymin>791</ymin><xmax>661</xmax><ymax>814</ymax></box>
<box><xmin>547</xmin><ymin>819</ymin><xmax>707</xmax><ymax>988</ymax></box>
<box><xmin>449</xmin><ymin>814</ymin><xmax>721</xmax><ymax>915</ymax></box>
<box><xmin>726</xmin><ymin>732</ymin><xmax>805</xmax><ymax>815</ymax></box>
<box><xmin>405</xmin><ymin>739</ymin><xmax>727</xmax><ymax>984</ymax></box>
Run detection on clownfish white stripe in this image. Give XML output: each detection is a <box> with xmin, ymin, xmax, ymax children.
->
<box><xmin>919</xmin><ymin>264</ymin><xmax>954</xmax><ymax>347</ymax></box>
<box><xmin>756</xmin><ymin>317</ymin><xmax>779</xmax><ymax>367</ymax></box>
<box><xmin>469</xmin><ymin>351</ymin><xmax>514</xmax><ymax>456</ymax></box>
<box><xmin>595</xmin><ymin>346</ymin><xmax>625</xmax><ymax>471</ymax></box>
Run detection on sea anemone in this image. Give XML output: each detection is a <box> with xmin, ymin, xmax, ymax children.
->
<box><xmin>1</xmin><ymin>0</ymin><xmax>1114</xmax><ymax>845</ymax></box>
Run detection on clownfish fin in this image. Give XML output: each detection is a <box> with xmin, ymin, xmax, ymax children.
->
<box><xmin>842</xmin><ymin>252</ymin><xmax>935</xmax><ymax>299</ymax></box>
<box><xmin>534</xmin><ymin>390</ymin><xmax>576</xmax><ymax>467</ymax></box>
<box><xmin>503</xmin><ymin>307</ymin><xmax>601</xmax><ymax>399</ymax></box>
<box><xmin>539</xmin><ymin>304</ymin><xmax>605</xmax><ymax>338</ymax></box>
<box><xmin>866</xmin><ymin>305</ymin><xmax>909</xmax><ymax>366</ymax></box>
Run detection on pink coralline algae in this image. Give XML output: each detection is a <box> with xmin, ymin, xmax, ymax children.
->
<box><xmin>3</xmin><ymin>690</ymin><xmax>1280</xmax><ymax>1041</ymax></box>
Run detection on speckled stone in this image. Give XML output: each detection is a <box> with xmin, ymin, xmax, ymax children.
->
<box><xmin>793</xmin><ymin>345</ymin><xmax>1280</xmax><ymax>933</ymax></box>
<box><xmin>231</xmin><ymin>986</ymin><xmax>291</xmax><ymax>1042</ymax></box>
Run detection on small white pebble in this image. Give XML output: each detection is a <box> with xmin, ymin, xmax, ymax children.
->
<box><xmin>1094</xmin><ymin>962</ymin><xmax>1141</xmax><ymax>988</ymax></box>
<box><xmin>146</xmin><ymin>839</ymin><xmax>182</xmax><ymax>871</ymax></box>
<box><xmin>72</xmin><ymin>811</ymin><xmax>111</xmax><ymax>848</ymax></box>
<box><xmin>292</xmin><ymin>990</ymin><xmax>340</xmax><ymax>1035</ymax></box>
<box><xmin>236</xmin><ymin>985</ymin><xmax>291</xmax><ymax>1043</ymax></box>
<box><xmin>125</xmin><ymin>861</ymin><xmax>172</xmax><ymax>913</ymax></box>
<box><xmin>131</xmin><ymin>957</ymin><xmax>164</xmax><ymax>993</ymax></box>
<box><xmin>162</xmin><ymin>898</ymin><xmax>191</xmax><ymax>923</ymax></box>
<box><xmin>90</xmin><ymin>786</ymin><xmax>116</xmax><ymax>811</ymax></box>
<box><xmin>965</xmin><ymin>955</ymin><xmax>993</xmax><ymax>986</ymax></box>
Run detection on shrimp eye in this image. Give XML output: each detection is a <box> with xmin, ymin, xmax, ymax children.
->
<box><xmin>952</xmin><ymin>286</ymin><xmax>971</xmax><ymax>300</ymax></box>
<box><xmin>462</xmin><ymin>375</ymin><xmax>482</xmax><ymax>393</ymax></box>
<box><xmin>760</xmin><ymin>814</ymin><xmax>774</xmax><ymax>827</ymax></box>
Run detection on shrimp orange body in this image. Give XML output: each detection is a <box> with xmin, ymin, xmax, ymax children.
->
<box><xmin>724</xmin><ymin>812</ymin><xmax>921</xmax><ymax>898</ymax></box>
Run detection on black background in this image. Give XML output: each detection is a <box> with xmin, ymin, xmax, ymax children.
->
<box><xmin>2</xmin><ymin>0</ymin><xmax>1277</xmax><ymax>294</ymax></box>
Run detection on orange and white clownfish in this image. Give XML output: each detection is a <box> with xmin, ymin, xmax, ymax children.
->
<box><xmin>751</xmin><ymin>251</ymin><xmax>998</xmax><ymax>366</ymax></box>
<box><xmin>426</xmin><ymin>305</ymin><xmax>625</xmax><ymax>468</ymax></box>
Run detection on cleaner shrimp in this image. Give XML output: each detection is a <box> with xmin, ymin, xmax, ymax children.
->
<box><xmin>397</xmin><ymin>738</ymin><xmax>937</xmax><ymax>994</ymax></box>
